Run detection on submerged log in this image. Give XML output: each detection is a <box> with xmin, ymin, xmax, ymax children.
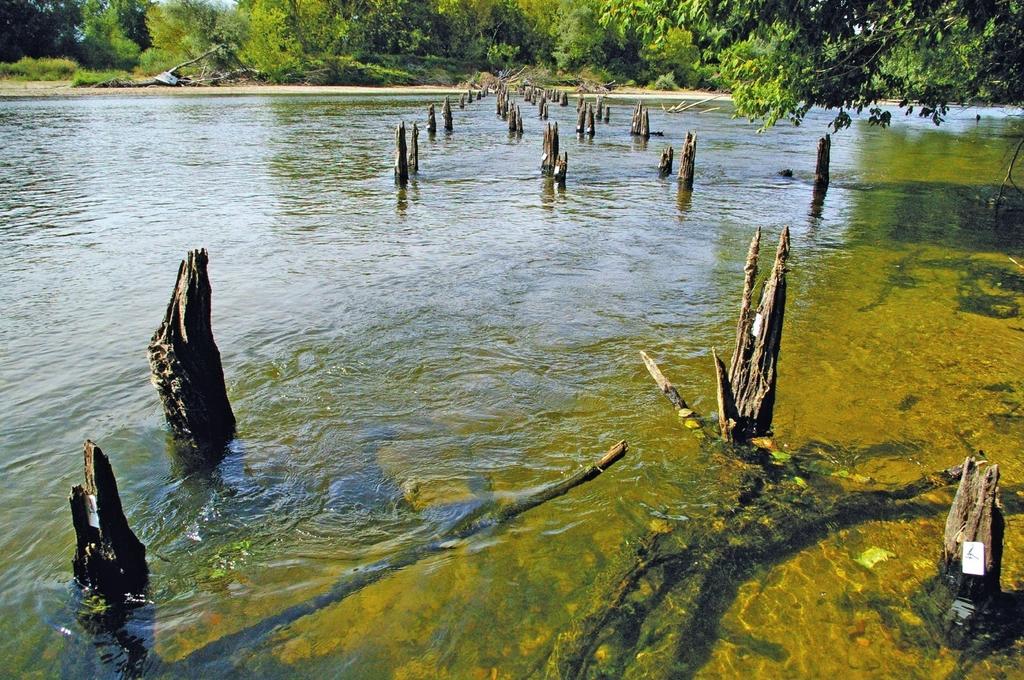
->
<box><xmin>410</xmin><ymin>123</ymin><xmax>419</xmax><ymax>173</ymax></box>
<box><xmin>442</xmin><ymin>96</ymin><xmax>453</xmax><ymax>132</ymax></box>
<box><xmin>148</xmin><ymin>248</ymin><xmax>236</xmax><ymax>456</ymax></box>
<box><xmin>814</xmin><ymin>133</ymin><xmax>831</xmax><ymax>189</ymax></box>
<box><xmin>546</xmin><ymin>456</ymin><xmax>972</xmax><ymax>679</ymax></box>
<box><xmin>679</xmin><ymin>130</ymin><xmax>697</xmax><ymax>189</ymax></box>
<box><xmin>69</xmin><ymin>441</ymin><xmax>148</xmax><ymax>601</ymax></box>
<box><xmin>659</xmin><ymin>146</ymin><xmax>674</xmax><ymax>176</ymax></box>
<box><xmin>162</xmin><ymin>441</ymin><xmax>629</xmax><ymax>672</ymax></box>
<box><xmin>427</xmin><ymin>104</ymin><xmax>437</xmax><ymax>134</ymax></box>
<box><xmin>394</xmin><ymin>122</ymin><xmax>409</xmax><ymax>184</ymax></box>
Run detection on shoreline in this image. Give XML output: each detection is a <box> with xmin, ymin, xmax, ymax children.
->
<box><xmin>0</xmin><ymin>80</ymin><xmax>729</xmax><ymax>102</ymax></box>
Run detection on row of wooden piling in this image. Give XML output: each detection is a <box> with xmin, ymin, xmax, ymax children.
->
<box><xmin>396</xmin><ymin>87</ymin><xmax>833</xmax><ymax>194</ymax></box>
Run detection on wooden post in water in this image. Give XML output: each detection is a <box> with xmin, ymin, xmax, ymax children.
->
<box><xmin>577</xmin><ymin>95</ymin><xmax>584</xmax><ymax>112</ymax></box>
<box><xmin>659</xmin><ymin>146</ymin><xmax>674</xmax><ymax>176</ymax></box>
<box><xmin>554</xmin><ymin>152</ymin><xmax>568</xmax><ymax>187</ymax></box>
<box><xmin>715</xmin><ymin>227</ymin><xmax>790</xmax><ymax>443</ymax></box>
<box><xmin>69</xmin><ymin>440</ymin><xmax>148</xmax><ymax>601</ymax></box>
<box><xmin>640</xmin><ymin>108</ymin><xmax>650</xmax><ymax>139</ymax></box>
<box><xmin>427</xmin><ymin>104</ymin><xmax>437</xmax><ymax>134</ymax></box>
<box><xmin>586</xmin><ymin>104</ymin><xmax>596</xmax><ymax>137</ymax></box>
<box><xmin>940</xmin><ymin>458</ymin><xmax>1004</xmax><ymax>604</ymax></box>
<box><xmin>459</xmin><ymin>93</ymin><xmax>465</xmax><ymax>109</ymax></box>
<box><xmin>410</xmin><ymin>123</ymin><xmax>419</xmax><ymax>173</ymax></box>
<box><xmin>560</xmin><ymin>91</ymin><xmax>568</xmax><ymax>106</ymax></box>
<box><xmin>148</xmin><ymin>248</ymin><xmax>236</xmax><ymax>456</ymax></box>
<box><xmin>604</xmin><ymin>105</ymin><xmax>610</xmax><ymax>123</ymax></box>
<box><xmin>576</xmin><ymin>105</ymin><xmax>586</xmax><ymax>135</ymax></box>
<box><xmin>541</xmin><ymin>122</ymin><xmax>559</xmax><ymax>176</ymax></box>
<box><xmin>442</xmin><ymin>96</ymin><xmax>453</xmax><ymax>132</ymax></box>
<box><xmin>394</xmin><ymin>122</ymin><xmax>409</xmax><ymax>184</ymax></box>
<box><xmin>542</xmin><ymin>102</ymin><xmax>549</xmax><ymax>120</ymax></box>
<box><xmin>596</xmin><ymin>96</ymin><xmax>604</xmax><ymax>119</ymax></box>
<box><xmin>630</xmin><ymin>101</ymin><xmax>640</xmax><ymax>134</ymax></box>
<box><xmin>679</xmin><ymin>130</ymin><xmax>697</xmax><ymax>189</ymax></box>
<box><xmin>814</xmin><ymin>133</ymin><xmax>831</xmax><ymax>190</ymax></box>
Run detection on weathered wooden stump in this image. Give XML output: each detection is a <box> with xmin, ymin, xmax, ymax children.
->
<box><xmin>541</xmin><ymin>122</ymin><xmax>559</xmax><ymax>176</ymax></box>
<box><xmin>148</xmin><ymin>248</ymin><xmax>236</xmax><ymax>455</ymax></box>
<box><xmin>715</xmin><ymin>227</ymin><xmax>790</xmax><ymax>443</ymax></box>
<box><xmin>560</xmin><ymin>91</ymin><xmax>568</xmax><ymax>106</ymax></box>
<box><xmin>940</xmin><ymin>458</ymin><xmax>1004</xmax><ymax>606</ymax></box>
<box><xmin>814</xmin><ymin>133</ymin><xmax>831</xmax><ymax>190</ymax></box>
<box><xmin>586</xmin><ymin>104</ymin><xmax>595</xmax><ymax>137</ymax></box>
<box><xmin>410</xmin><ymin>122</ymin><xmax>419</xmax><ymax>173</ymax></box>
<box><xmin>542</xmin><ymin>101</ymin><xmax>549</xmax><ymax>120</ymax></box>
<box><xmin>69</xmin><ymin>440</ymin><xmax>148</xmax><ymax>601</ymax></box>
<box><xmin>679</xmin><ymin>130</ymin><xmax>697</xmax><ymax>190</ymax></box>
<box><xmin>442</xmin><ymin>96</ymin><xmax>453</xmax><ymax>132</ymax></box>
<box><xmin>394</xmin><ymin>122</ymin><xmax>408</xmax><ymax>184</ymax></box>
<box><xmin>576</xmin><ymin>106</ymin><xmax>586</xmax><ymax>135</ymax></box>
<box><xmin>459</xmin><ymin>93</ymin><xmax>465</xmax><ymax>109</ymax></box>
<box><xmin>640</xmin><ymin>108</ymin><xmax>650</xmax><ymax>139</ymax></box>
<box><xmin>577</xmin><ymin>95</ymin><xmax>584</xmax><ymax>112</ymax></box>
<box><xmin>596</xmin><ymin>96</ymin><xmax>604</xmax><ymax>119</ymax></box>
<box><xmin>427</xmin><ymin>104</ymin><xmax>437</xmax><ymax>134</ymax></box>
<box><xmin>553</xmin><ymin>152</ymin><xmax>568</xmax><ymax>187</ymax></box>
<box><xmin>659</xmin><ymin>146</ymin><xmax>674</xmax><ymax>176</ymax></box>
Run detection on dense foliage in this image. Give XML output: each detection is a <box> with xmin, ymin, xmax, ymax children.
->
<box><xmin>1</xmin><ymin>0</ymin><xmax>1021</xmax><ymax>127</ymax></box>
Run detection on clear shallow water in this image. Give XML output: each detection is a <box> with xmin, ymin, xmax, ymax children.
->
<box><xmin>0</xmin><ymin>93</ymin><xmax>1022</xmax><ymax>678</ymax></box>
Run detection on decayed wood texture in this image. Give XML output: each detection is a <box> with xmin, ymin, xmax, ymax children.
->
<box><xmin>586</xmin><ymin>104</ymin><xmax>595</xmax><ymax>137</ymax></box>
<box><xmin>815</xmin><ymin>133</ymin><xmax>831</xmax><ymax>189</ymax></box>
<box><xmin>718</xmin><ymin>227</ymin><xmax>790</xmax><ymax>442</ymax></box>
<box><xmin>394</xmin><ymin>122</ymin><xmax>408</xmax><ymax>184</ymax></box>
<box><xmin>554</xmin><ymin>152</ymin><xmax>568</xmax><ymax>187</ymax></box>
<box><xmin>409</xmin><ymin>123</ymin><xmax>419</xmax><ymax>173</ymax></box>
<box><xmin>658</xmin><ymin>146</ymin><xmax>674</xmax><ymax>176</ymax></box>
<box><xmin>940</xmin><ymin>458</ymin><xmax>1004</xmax><ymax>604</ymax></box>
<box><xmin>162</xmin><ymin>441</ymin><xmax>629</xmax><ymax>673</ymax></box>
<box><xmin>148</xmin><ymin>248</ymin><xmax>236</xmax><ymax>454</ymax></box>
<box><xmin>69</xmin><ymin>440</ymin><xmax>148</xmax><ymax>600</ymax></box>
<box><xmin>639</xmin><ymin>351</ymin><xmax>691</xmax><ymax>414</ymax></box>
<box><xmin>679</xmin><ymin>130</ymin><xmax>697</xmax><ymax>189</ymax></box>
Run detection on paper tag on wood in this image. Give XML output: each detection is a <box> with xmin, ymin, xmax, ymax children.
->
<box><xmin>86</xmin><ymin>494</ymin><xmax>100</xmax><ymax>529</ymax></box>
<box><xmin>962</xmin><ymin>541</ymin><xmax>985</xmax><ymax>576</ymax></box>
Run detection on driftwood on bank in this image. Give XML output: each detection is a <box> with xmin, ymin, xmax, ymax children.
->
<box><xmin>679</xmin><ymin>130</ymin><xmax>697</xmax><ymax>189</ymax></box>
<box><xmin>160</xmin><ymin>441</ymin><xmax>629</xmax><ymax>673</ymax></box>
<box><xmin>147</xmin><ymin>248</ymin><xmax>236</xmax><ymax>457</ymax></box>
<box><xmin>69</xmin><ymin>441</ymin><xmax>148</xmax><ymax>601</ymax></box>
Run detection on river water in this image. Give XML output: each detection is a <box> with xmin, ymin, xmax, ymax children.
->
<box><xmin>0</xmin><ymin>93</ymin><xmax>1022</xmax><ymax>679</ymax></box>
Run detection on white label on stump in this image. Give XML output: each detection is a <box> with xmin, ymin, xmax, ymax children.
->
<box><xmin>962</xmin><ymin>541</ymin><xmax>985</xmax><ymax>576</ymax></box>
<box><xmin>86</xmin><ymin>494</ymin><xmax>100</xmax><ymax>529</ymax></box>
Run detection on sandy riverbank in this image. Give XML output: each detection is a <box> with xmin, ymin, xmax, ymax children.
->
<box><xmin>0</xmin><ymin>80</ymin><xmax>730</xmax><ymax>102</ymax></box>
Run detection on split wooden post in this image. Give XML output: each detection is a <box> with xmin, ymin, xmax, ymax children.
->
<box><xmin>586</xmin><ymin>104</ymin><xmax>596</xmax><ymax>137</ymax></box>
<box><xmin>410</xmin><ymin>122</ymin><xmax>419</xmax><ymax>173</ymax></box>
<box><xmin>814</xmin><ymin>133</ymin><xmax>831</xmax><ymax>190</ymax></box>
<box><xmin>148</xmin><ymin>248</ymin><xmax>236</xmax><ymax>455</ymax></box>
<box><xmin>394</xmin><ymin>122</ymin><xmax>409</xmax><ymax>184</ymax></box>
<box><xmin>679</xmin><ymin>130</ymin><xmax>697</xmax><ymax>189</ymax></box>
<box><xmin>541</xmin><ymin>122</ymin><xmax>559</xmax><ymax>176</ymax></box>
<box><xmin>715</xmin><ymin>227</ymin><xmax>790</xmax><ymax>443</ymax></box>
<box><xmin>659</xmin><ymin>146</ymin><xmax>674</xmax><ymax>176</ymax></box>
<box><xmin>427</xmin><ymin>104</ymin><xmax>437</xmax><ymax>134</ymax></box>
<box><xmin>640</xmin><ymin>108</ymin><xmax>650</xmax><ymax>139</ymax></box>
<box><xmin>940</xmin><ymin>458</ymin><xmax>1004</xmax><ymax>606</ymax></box>
<box><xmin>442</xmin><ymin>96</ymin><xmax>453</xmax><ymax>132</ymax></box>
<box><xmin>69</xmin><ymin>440</ymin><xmax>148</xmax><ymax>601</ymax></box>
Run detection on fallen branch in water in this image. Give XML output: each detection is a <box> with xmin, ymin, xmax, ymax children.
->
<box><xmin>158</xmin><ymin>441</ymin><xmax>628</xmax><ymax>673</ymax></box>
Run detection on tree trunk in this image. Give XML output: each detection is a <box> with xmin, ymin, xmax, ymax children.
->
<box><xmin>147</xmin><ymin>248</ymin><xmax>235</xmax><ymax>456</ymax></box>
<box><xmin>70</xmin><ymin>440</ymin><xmax>148</xmax><ymax>601</ymax></box>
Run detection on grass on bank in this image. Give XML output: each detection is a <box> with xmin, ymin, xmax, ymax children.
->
<box><xmin>0</xmin><ymin>56</ymin><xmax>132</xmax><ymax>86</ymax></box>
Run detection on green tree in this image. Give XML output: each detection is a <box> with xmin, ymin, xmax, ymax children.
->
<box><xmin>80</xmin><ymin>0</ymin><xmax>142</xmax><ymax>68</ymax></box>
